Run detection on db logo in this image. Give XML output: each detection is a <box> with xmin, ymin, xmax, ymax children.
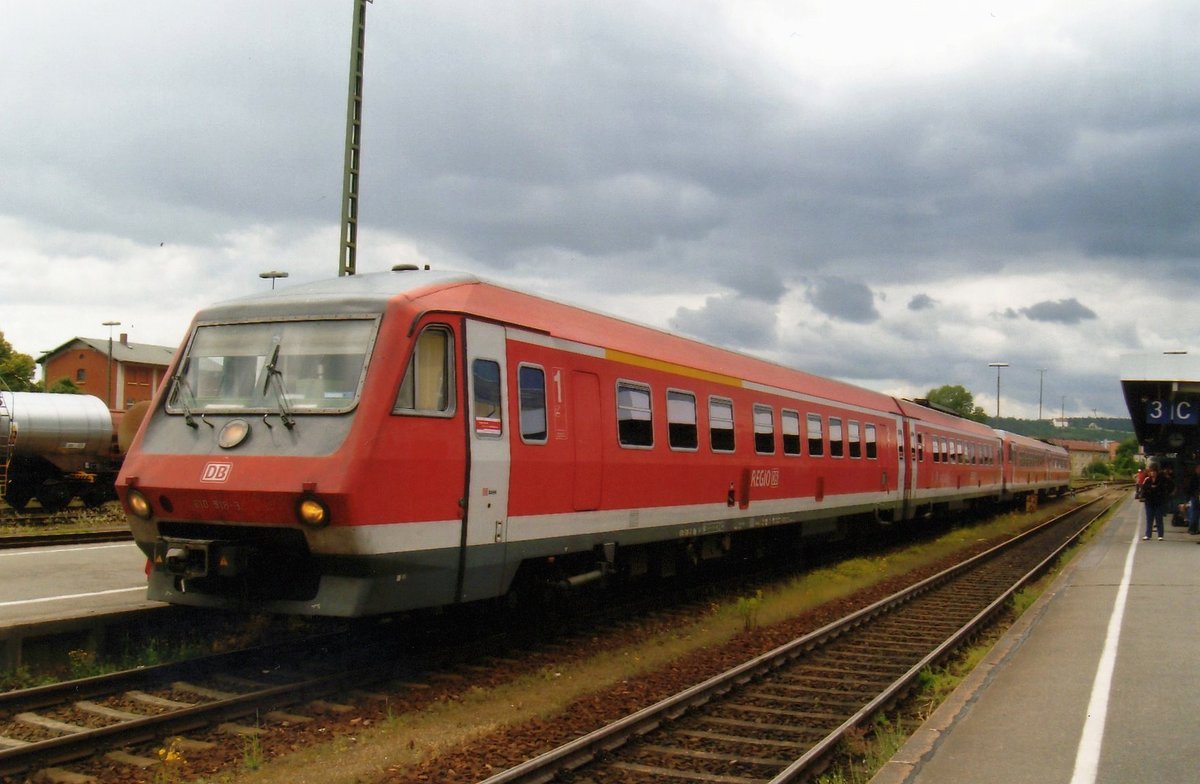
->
<box><xmin>201</xmin><ymin>463</ymin><xmax>232</xmax><ymax>483</ymax></box>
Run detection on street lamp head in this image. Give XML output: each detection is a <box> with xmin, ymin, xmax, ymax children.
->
<box><xmin>988</xmin><ymin>362</ymin><xmax>1009</xmax><ymax>369</ymax></box>
<box><xmin>102</xmin><ymin>320</ymin><xmax>121</xmax><ymax>328</ymax></box>
<box><xmin>259</xmin><ymin>270</ymin><xmax>289</xmax><ymax>289</ymax></box>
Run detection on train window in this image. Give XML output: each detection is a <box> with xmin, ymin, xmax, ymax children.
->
<box><xmin>807</xmin><ymin>413</ymin><xmax>824</xmax><ymax>456</ymax></box>
<box><xmin>709</xmin><ymin>397</ymin><xmax>735</xmax><ymax>452</ymax></box>
<box><xmin>395</xmin><ymin>326</ymin><xmax>455</xmax><ymax>415</ymax></box>
<box><xmin>829</xmin><ymin>417</ymin><xmax>844</xmax><ymax>458</ymax></box>
<box><xmin>782</xmin><ymin>410</ymin><xmax>801</xmax><ymax>456</ymax></box>
<box><xmin>667</xmin><ymin>390</ymin><xmax>699</xmax><ymax>451</ymax></box>
<box><xmin>957</xmin><ymin>441</ymin><xmax>964</xmax><ymax>463</ymax></box>
<box><xmin>848</xmin><ymin>421</ymin><xmax>861</xmax><ymax>459</ymax></box>
<box><xmin>753</xmin><ymin>405</ymin><xmax>775</xmax><ymax>454</ymax></box>
<box><xmin>172</xmin><ymin>318</ymin><xmax>377</xmax><ymax>417</ymax></box>
<box><xmin>517</xmin><ymin>364</ymin><xmax>547</xmax><ymax>443</ymax></box>
<box><xmin>472</xmin><ymin>359</ymin><xmax>503</xmax><ymax>437</ymax></box>
<box><xmin>617</xmin><ymin>381</ymin><xmax>654</xmax><ymax>448</ymax></box>
<box><xmin>917</xmin><ymin>433</ymin><xmax>925</xmax><ymax>462</ymax></box>
<box><xmin>934</xmin><ymin>438</ymin><xmax>942</xmax><ymax>463</ymax></box>
<box><xmin>865</xmin><ymin>424</ymin><xmax>878</xmax><ymax>459</ymax></box>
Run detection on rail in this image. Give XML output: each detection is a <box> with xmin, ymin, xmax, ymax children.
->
<box><xmin>476</xmin><ymin>493</ymin><xmax>1116</xmax><ymax>784</ymax></box>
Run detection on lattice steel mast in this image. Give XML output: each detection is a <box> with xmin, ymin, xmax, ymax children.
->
<box><xmin>338</xmin><ymin>0</ymin><xmax>371</xmax><ymax>276</ymax></box>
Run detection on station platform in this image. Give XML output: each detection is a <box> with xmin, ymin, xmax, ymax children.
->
<box><xmin>0</xmin><ymin>539</ymin><xmax>155</xmax><ymax>627</ymax></box>
<box><xmin>0</xmin><ymin>539</ymin><xmax>166</xmax><ymax>671</ymax></box>
<box><xmin>872</xmin><ymin>493</ymin><xmax>1200</xmax><ymax>784</ymax></box>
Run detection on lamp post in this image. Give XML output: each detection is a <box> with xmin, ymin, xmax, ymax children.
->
<box><xmin>1037</xmin><ymin>368</ymin><xmax>1046</xmax><ymax>420</ymax></box>
<box><xmin>102</xmin><ymin>320</ymin><xmax>121</xmax><ymax>409</ymax></box>
<box><xmin>988</xmin><ymin>362</ymin><xmax>1009</xmax><ymax>418</ymax></box>
<box><xmin>259</xmin><ymin>270</ymin><xmax>289</xmax><ymax>289</ymax></box>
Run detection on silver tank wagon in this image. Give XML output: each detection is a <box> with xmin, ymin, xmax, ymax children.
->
<box><xmin>1</xmin><ymin>391</ymin><xmax>117</xmax><ymax>512</ymax></box>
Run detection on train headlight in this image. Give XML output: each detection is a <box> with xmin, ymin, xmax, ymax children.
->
<box><xmin>128</xmin><ymin>489</ymin><xmax>153</xmax><ymax>521</ymax></box>
<box><xmin>296</xmin><ymin>496</ymin><xmax>330</xmax><ymax>528</ymax></box>
<box><xmin>218</xmin><ymin>419</ymin><xmax>250</xmax><ymax>449</ymax></box>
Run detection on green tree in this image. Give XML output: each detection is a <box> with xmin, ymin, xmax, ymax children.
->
<box><xmin>925</xmin><ymin>384</ymin><xmax>989</xmax><ymax>423</ymax></box>
<box><xmin>46</xmin><ymin>377</ymin><xmax>82</xmax><ymax>394</ymax></box>
<box><xmin>1111</xmin><ymin>436</ymin><xmax>1140</xmax><ymax>476</ymax></box>
<box><xmin>0</xmin><ymin>331</ymin><xmax>37</xmax><ymax>392</ymax></box>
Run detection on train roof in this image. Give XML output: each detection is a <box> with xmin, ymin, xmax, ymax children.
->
<box><xmin>994</xmin><ymin>429</ymin><xmax>1068</xmax><ymax>454</ymax></box>
<box><xmin>196</xmin><ymin>267</ymin><xmax>906</xmax><ymax>415</ymax></box>
<box><xmin>892</xmin><ymin>399</ymin><xmax>999</xmax><ymax>437</ymax></box>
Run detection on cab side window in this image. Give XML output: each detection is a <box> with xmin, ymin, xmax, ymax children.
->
<box><xmin>395</xmin><ymin>326</ymin><xmax>455</xmax><ymax>415</ymax></box>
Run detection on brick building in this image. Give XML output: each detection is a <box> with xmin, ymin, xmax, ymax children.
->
<box><xmin>38</xmin><ymin>333</ymin><xmax>176</xmax><ymax>411</ymax></box>
<box><xmin>1048</xmin><ymin>439</ymin><xmax>1120</xmax><ymax>477</ymax></box>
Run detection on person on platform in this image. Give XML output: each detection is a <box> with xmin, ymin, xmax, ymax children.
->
<box><xmin>1141</xmin><ymin>463</ymin><xmax>1167</xmax><ymax>541</ymax></box>
<box><xmin>1186</xmin><ymin>464</ymin><xmax>1200</xmax><ymax>536</ymax></box>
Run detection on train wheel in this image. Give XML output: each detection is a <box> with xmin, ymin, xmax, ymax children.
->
<box><xmin>4</xmin><ymin>483</ymin><xmax>34</xmax><ymax>511</ymax></box>
<box><xmin>35</xmin><ymin>480</ymin><xmax>74</xmax><ymax>514</ymax></box>
<box><xmin>81</xmin><ymin>489</ymin><xmax>107</xmax><ymax>508</ymax></box>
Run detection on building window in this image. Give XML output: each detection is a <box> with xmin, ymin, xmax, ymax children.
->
<box><xmin>667</xmin><ymin>390</ymin><xmax>698</xmax><ymax>450</ymax></box>
<box><xmin>76</xmin><ymin>368</ymin><xmax>86</xmax><ymax>382</ymax></box>
<box><xmin>617</xmin><ymin>381</ymin><xmax>653</xmax><ymax>447</ymax></box>
<box><xmin>709</xmin><ymin>397</ymin><xmax>735</xmax><ymax>452</ymax></box>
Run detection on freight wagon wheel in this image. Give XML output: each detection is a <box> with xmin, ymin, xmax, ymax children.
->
<box><xmin>35</xmin><ymin>480</ymin><xmax>74</xmax><ymax>514</ymax></box>
<box><xmin>4</xmin><ymin>482</ymin><xmax>34</xmax><ymax>511</ymax></box>
<box><xmin>81</xmin><ymin>488</ymin><xmax>107</xmax><ymax>508</ymax></box>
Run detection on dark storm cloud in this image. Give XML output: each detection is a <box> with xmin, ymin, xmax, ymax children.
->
<box><xmin>1000</xmin><ymin>298</ymin><xmax>1098</xmax><ymax>324</ymax></box>
<box><xmin>1020</xmin><ymin>298</ymin><xmax>1099</xmax><ymax>324</ymax></box>
<box><xmin>908</xmin><ymin>293</ymin><xmax>937</xmax><ymax>311</ymax></box>
<box><xmin>804</xmin><ymin>278</ymin><xmax>879</xmax><ymax>324</ymax></box>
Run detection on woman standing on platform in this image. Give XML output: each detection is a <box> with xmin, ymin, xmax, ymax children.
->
<box><xmin>1141</xmin><ymin>463</ymin><xmax>1167</xmax><ymax>540</ymax></box>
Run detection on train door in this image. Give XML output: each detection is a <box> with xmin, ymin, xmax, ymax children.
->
<box><xmin>459</xmin><ymin>320</ymin><xmax>511</xmax><ymax>602</ymax></box>
<box><xmin>572</xmin><ymin>371</ymin><xmax>602</xmax><ymax>510</ymax></box>
<box><xmin>904</xmin><ymin>419</ymin><xmax>918</xmax><ymax>519</ymax></box>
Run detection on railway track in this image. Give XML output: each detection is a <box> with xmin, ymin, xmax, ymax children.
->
<box><xmin>0</xmin><ymin>628</ymin><xmax>410</xmax><ymax>781</ymax></box>
<box><xmin>476</xmin><ymin>494</ymin><xmax>1116</xmax><ymax>784</ymax></box>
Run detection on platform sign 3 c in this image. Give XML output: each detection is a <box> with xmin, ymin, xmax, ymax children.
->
<box><xmin>1145</xmin><ymin>400</ymin><xmax>1199</xmax><ymax>425</ymax></box>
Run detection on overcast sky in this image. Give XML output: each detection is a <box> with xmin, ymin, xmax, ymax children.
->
<box><xmin>3</xmin><ymin>0</ymin><xmax>1197</xmax><ymax>419</ymax></box>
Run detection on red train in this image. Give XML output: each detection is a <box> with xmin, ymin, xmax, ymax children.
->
<box><xmin>117</xmin><ymin>268</ymin><xmax>1068</xmax><ymax>616</ymax></box>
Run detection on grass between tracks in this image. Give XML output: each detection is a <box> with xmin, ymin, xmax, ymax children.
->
<box><xmin>187</xmin><ymin>493</ymin><xmax>1107</xmax><ymax>784</ymax></box>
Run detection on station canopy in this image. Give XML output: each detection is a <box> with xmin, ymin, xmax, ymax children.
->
<box><xmin>1120</xmin><ymin>352</ymin><xmax>1200</xmax><ymax>458</ymax></box>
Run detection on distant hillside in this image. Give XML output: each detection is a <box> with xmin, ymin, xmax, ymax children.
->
<box><xmin>987</xmin><ymin>416</ymin><xmax>1133</xmax><ymax>443</ymax></box>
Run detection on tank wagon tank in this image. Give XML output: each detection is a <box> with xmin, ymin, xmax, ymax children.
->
<box><xmin>117</xmin><ymin>267</ymin><xmax>1069</xmax><ymax>617</ymax></box>
<box><xmin>1</xmin><ymin>391</ymin><xmax>121</xmax><ymax>511</ymax></box>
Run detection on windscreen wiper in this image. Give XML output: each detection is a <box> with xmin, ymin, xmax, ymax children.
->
<box><xmin>261</xmin><ymin>344</ymin><xmax>296</xmax><ymax>429</ymax></box>
<box><xmin>169</xmin><ymin>365</ymin><xmax>207</xmax><ymax>429</ymax></box>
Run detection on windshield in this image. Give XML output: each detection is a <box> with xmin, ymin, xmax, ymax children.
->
<box><xmin>167</xmin><ymin>318</ymin><xmax>376</xmax><ymax>414</ymax></box>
